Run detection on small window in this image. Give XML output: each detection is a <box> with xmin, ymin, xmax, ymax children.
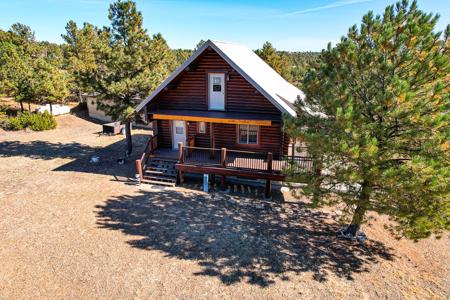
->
<box><xmin>238</xmin><ymin>125</ymin><xmax>259</xmax><ymax>145</ymax></box>
<box><xmin>175</xmin><ymin>126</ymin><xmax>184</xmax><ymax>134</ymax></box>
<box><xmin>212</xmin><ymin>76</ymin><xmax>222</xmax><ymax>92</ymax></box>
<box><xmin>198</xmin><ymin>122</ymin><xmax>206</xmax><ymax>134</ymax></box>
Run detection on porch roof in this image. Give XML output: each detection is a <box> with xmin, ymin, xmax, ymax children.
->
<box><xmin>148</xmin><ymin>109</ymin><xmax>279</xmax><ymax>126</ymax></box>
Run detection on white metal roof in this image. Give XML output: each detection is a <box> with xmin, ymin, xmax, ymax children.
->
<box><xmin>136</xmin><ymin>40</ymin><xmax>305</xmax><ymax>117</ymax></box>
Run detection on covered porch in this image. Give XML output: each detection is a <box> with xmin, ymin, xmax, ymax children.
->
<box><xmin>136</xmin><ymin>133</ymin><xmax>313</xmax><ymax>197</ymax></box>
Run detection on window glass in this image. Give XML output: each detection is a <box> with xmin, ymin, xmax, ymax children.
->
<box><xmin>248</xmin><ymin>125</ymin><xmax>258</xmax><ymax>144</ymax></box>
<box><xmin>239</xmin><ymin>126</ymin><xmax>247</xmax><ymax>143</ymax></box>
<box><xmin>238</xmin><ymin>125</ymin><xmax>259</xmax><ymax>144</ymax></box>
<box><xmin>175</xmin><ymin>126</ymin><xmax>184</xmax><ymax>134</ymax></box>
<box><xmin>212</xmin><ymin>76</ymin><xmax>222</xmax><ymax>92</ymax></box>
<box><xmin>198</xmin><ymin>122</ymin><xmax>206</xmax><ymax>133</ymax></box>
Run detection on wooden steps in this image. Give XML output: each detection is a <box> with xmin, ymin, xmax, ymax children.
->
<box><xmin>141</xmin><ymin>158</ymin><xmax>177</xmax><ymax>187</ymax></box>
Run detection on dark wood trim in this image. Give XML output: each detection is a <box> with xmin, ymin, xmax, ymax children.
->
<box><xmin>210</xmin><ymin>122</ymin><xmax>215</xmax><ymax>149</ymax></box>
<box><xmin>169</xmin><ymin>120</ymin><xmax>173</xmax><ymax>149</ymax></box>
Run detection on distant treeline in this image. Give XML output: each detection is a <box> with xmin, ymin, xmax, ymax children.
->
<box><xmin>171</xmin><ymin>46</ymin><xmax>319</xmax><ymax>87</ymax></box>
<box><xmin>0</xmin><ymin>21</ymin><xmax>318</xmax><ymax>111</ymax></box>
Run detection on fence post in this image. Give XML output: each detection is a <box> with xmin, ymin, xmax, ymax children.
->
<box><xmin>265</xmin><ymin>152</ymin><xmax>273</xmax><ymax>198</ymax></box>
<box><xmin>220</xmin><ymin>147</ymin><xmax>227</xmax><ymax>190</ymax></box>
<box><xmin>136</xmin><ymin>159</ymin><xmax>143</xmax><ymax>183</ymax></box>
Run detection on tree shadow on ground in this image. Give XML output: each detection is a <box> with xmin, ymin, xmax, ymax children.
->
<box><xmin>0</xmin><ymin>134</ymin><xmax>150</xmax><ymax>178</ymax></box>
<box><xmin>96</xmin><ymin>189</ymin><xmax>394</xmax><ymax>287</ymax></box>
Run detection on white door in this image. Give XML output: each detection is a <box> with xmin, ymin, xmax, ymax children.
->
<box><xmin>172</xmin><ymin>120</ymin><xmax>186</xmax><ymax>150</ymax></box>
<box><xmin>208</xmin><ymin>73</ymin><xmax>225</xmax><ymax>110</ymax></box>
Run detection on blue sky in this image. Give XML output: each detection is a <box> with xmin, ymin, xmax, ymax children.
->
<box><xmin>0</xmin><ymin>0</ymin><xmax>448</xmax><ymax>51</ymax></box>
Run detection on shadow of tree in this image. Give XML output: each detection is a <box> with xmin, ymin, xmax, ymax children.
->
<box><xmin>0</xmin><ymin>134</ymin><xmax>150</xmax><ymax>178</ymax></box>
<box><xmin>96</xmin><ymin>189</ymin><xmax>393</xmax><ymax>287</ymax></box>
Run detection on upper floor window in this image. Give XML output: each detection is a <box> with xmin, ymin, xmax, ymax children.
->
<box><xmin>238</xmin><ymin>124</ymin><xmax>259</xmax><ymax>145</ymax></box>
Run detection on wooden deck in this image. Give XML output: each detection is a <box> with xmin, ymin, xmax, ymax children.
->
<box><xmin>136</xmin><ymin>135</ymin><xmax>314</xmax><ymax>197</ymax></box>
<box><xmin>149</xmin><ymin>147</ymin><xmax>312</xmax><ymax>174</ymax></box>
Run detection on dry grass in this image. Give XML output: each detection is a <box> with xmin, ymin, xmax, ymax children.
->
<box><xmin>0</xmin><ymin>113</ymin><xmax>448</xmax><ymax>299</ymax></box>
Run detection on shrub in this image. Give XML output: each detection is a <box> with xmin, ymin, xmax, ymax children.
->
<box><xmin>29</xmin><ymin>111</ymin><xmax>57</xmax><ymax>131</ymax></box>
<box><xmin>1</xmin><ymin>111</ymin><xmax>57</xmax><ymax>131</ymax></box>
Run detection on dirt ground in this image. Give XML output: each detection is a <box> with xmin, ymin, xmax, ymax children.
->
<box><xmin>0</xmin><ymin>113</ymin><xmax>449</xmax><ymax>299</ymax></box>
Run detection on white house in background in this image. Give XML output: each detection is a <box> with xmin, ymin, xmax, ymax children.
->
<box><xmin>83</xmin><ymin>94</ymin><xmax>113</xmax><ymax>123</ymax></box>
<box><xmin>83</xmin><ymin>94</ymin><xmax>149</xmax><ymax>125</ymax></box>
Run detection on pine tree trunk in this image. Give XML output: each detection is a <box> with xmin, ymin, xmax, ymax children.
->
<box><xmin>28</xmin><ymin>102</ymin><xmax>31</xmax><ymax>111</ymax></box>
<box><xmin>342</xmin><ymin>181</ymin><xmax>370</xmax><ymax>236</ymax></box>
<box><xmin>19</xmin><ymin>100</ymin><xmax>24</xmax><ymax>112</ymax></box>
<box><xmin>49</xmin><ymin>103</ymin><xmax>53</xmax><ymax>114</ymax></box>
<box><xmin>125</xmin><ymin>121</ymin><xmax>132</xmax><ymax>156</ymax></box>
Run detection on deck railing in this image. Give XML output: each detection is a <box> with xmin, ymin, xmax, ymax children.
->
<box><xmin>177</xmin><ymin>143</ymin><xmax>313</xmax><ymax>175</ymax></box>
<box><xmin>225</xmin><ymin>149</ymin><xmax>268</xmax><ymax>171</ymax></box>
<box><xmin>182</xmin><ymin>146</ymin><xmax>221</xmax><ymax>165</ymax></box>
<box><xmin>136</xmin><ymin>134</ymin><xmax>158</xmax><ymax>181</ymax></box>
<box><xmin>273</xmin><ymin>155</ymin><xmax>314</xmax><ymax>174</ymax></box>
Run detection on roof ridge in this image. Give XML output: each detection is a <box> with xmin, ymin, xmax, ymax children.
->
<box><xmin>210</xmin><ymin>40</ymin><xmax>246</xmax><ymax>47</ymax></box>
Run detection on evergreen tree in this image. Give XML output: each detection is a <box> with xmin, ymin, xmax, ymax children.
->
<box><xmin>173</xmin><ymin>48</ymin><xmax>193</xmax><ymax>68</ymax></box>
<box><xmin>1</xmin><ymin>24</ymin><xmax>68</xmax><ymax>112</ymax></box>
<box><xmin>62</xmin><ymin>21</ymin><xmax>99</xmax><ymax>98</ymax></box>
<box><xmin>195</xmin><ymin>39</ymin><xmax>206</xmax><ymax>51</ymax></box>
<box><xmin>32</xmin><ymin>58</ymin><xmax>70</xmax><ymax>112</ymax></box>
<box><xmin>0</xmin><ymin>24</ymin><xmax>37</xmax><ymax>111</ymax></box>
<box><xmin>92</xmin><ymin>0</ymin><xmax>173</xmax><ymax>155</ymax></box>
<box><xmin>285</xmin><ymin>0</ymin><xmax>449</xmax><ymax>240</ymax></box>
<box><xmin>0</xmin><ymin>40</ymin><xmax>33</xmax><ymax>111</ymax></box>
<box><xmin>256</xmin><ymin>41</ymin><xmax>292</xmax><ymax>81</ymax></box>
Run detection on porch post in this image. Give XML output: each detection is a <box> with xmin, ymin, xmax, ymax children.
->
<box><xmin>265</xmin><ymin>152</ymin><xmax>273</xmax><ymax>198</ymax></box>
<box><xmin>220</xmin><ymin>147</ymin><xmax>227</xmax><ymax>190</ymax></box>
<box><xmin>210</xmin><ymin>123</ymin><xmax>215</xmax><ymax>158</ymax></box>
<box><xmin>178</xmin><ymin>142</ymin><xmax>184</xmax><ymax>184</ymax></box>
<box><xmin>136</xmin><ymin>159</ymin><xmax>143</xmax><ymax>183</ymax></box>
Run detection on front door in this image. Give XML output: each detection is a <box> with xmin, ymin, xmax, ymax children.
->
<box><xmin>208</xmin><ymin>73</ymin><xmax>225</xmax><ymax>110</ymax></box>
<box><xmin>172</xmin><ymin>120</ymin><xmax>186</xmax><ymax>150</ymax></box>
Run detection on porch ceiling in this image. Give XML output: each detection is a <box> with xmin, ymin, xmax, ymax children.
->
<box><xmin>148</xmin><ymin>109</ymin><xmax>279</xmax><ymax>126</ymax></box>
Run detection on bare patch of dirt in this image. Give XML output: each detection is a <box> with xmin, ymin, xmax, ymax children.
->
<box><xmin>0</xmin><ymin>114</ymin><xmax>448</xmax><ymax>299</ymax></box>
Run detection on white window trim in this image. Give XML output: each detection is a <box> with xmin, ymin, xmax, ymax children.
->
<box><xmin>198</xmin><ymin>121</ymin><xmax>206</xmax><ymax>134</ymax></box>
<box><xmin>237</xmin><ymin>124</ymin><xmax>259</xmax><ymax>145</ymax></box>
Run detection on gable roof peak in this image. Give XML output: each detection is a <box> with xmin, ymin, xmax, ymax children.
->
<box><xmin>136</xmin><ymin>39</ymin><xmax>304</xmax><ymax>117</ymax></box>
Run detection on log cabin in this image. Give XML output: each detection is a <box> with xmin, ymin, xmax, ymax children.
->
<box><xmin>135</xmin><ymin>40</ymin><xmax>312</xmax><ymax>196</ymax></box>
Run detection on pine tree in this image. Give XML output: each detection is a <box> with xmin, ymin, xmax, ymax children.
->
<box><xmin>256</xmin><ymin>41</ymin><xmax>292</xmax><ymax>82</ymax></box>
<box><xmin>32</xmin><ymin>58</ymin><xmax>70</xmax><ymax>112</ymax></box>
<box><xmin>62</xmin><ymin>21</ymin><xmax>99</xmax><ymax>99</ymax></box>
<box><xmin>0</xmin><ymin>40</ymin><xmax>33</xmax><ymax>111</ymax></box>
<box><xmin>0</xmin><ymin>24</ymin><xmax>37</xmax><ymax>111</ymax></box>
<box><xmin>285</xmin><ymin>0</ymin><xmax>449</xmax><ymax>240</ymax></box>
<box><xmin>195</xmin><ymin>39</ymin><xmax>207</xmax><ymax>51</ymax></box>
<box><xmin>91</xmin><ymin>0</ymin><xmax>173</xmax><ymax>156</ymax></box>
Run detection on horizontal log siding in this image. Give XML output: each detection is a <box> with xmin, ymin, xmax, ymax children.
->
<box><xmin>213</xmin><ymin>123</ymin><xmax>285</xmax><ymax>155</ymax></box>
<box><xmin>157</xmin><ymin>120</ymin><xmax>172</xmax><ymax>149</ymax></box>
<box><xmin>149</xmin><ymin>49</ymin><xmax>281</xmax><ymax>115</ymax></box>
<box><xmin>282</xmin><ymin>132</ymin><xmax>289</xmax><ymax>156</ymax></box>
<box><xmin>157</xmin><ymin>120</ymin><xmax>288</xmax><ymax>155</ymax></box>
<box><xmin>187</xmin><ymin>121</ymin><xmax>211</xmax><ymax>148</ymax></box>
